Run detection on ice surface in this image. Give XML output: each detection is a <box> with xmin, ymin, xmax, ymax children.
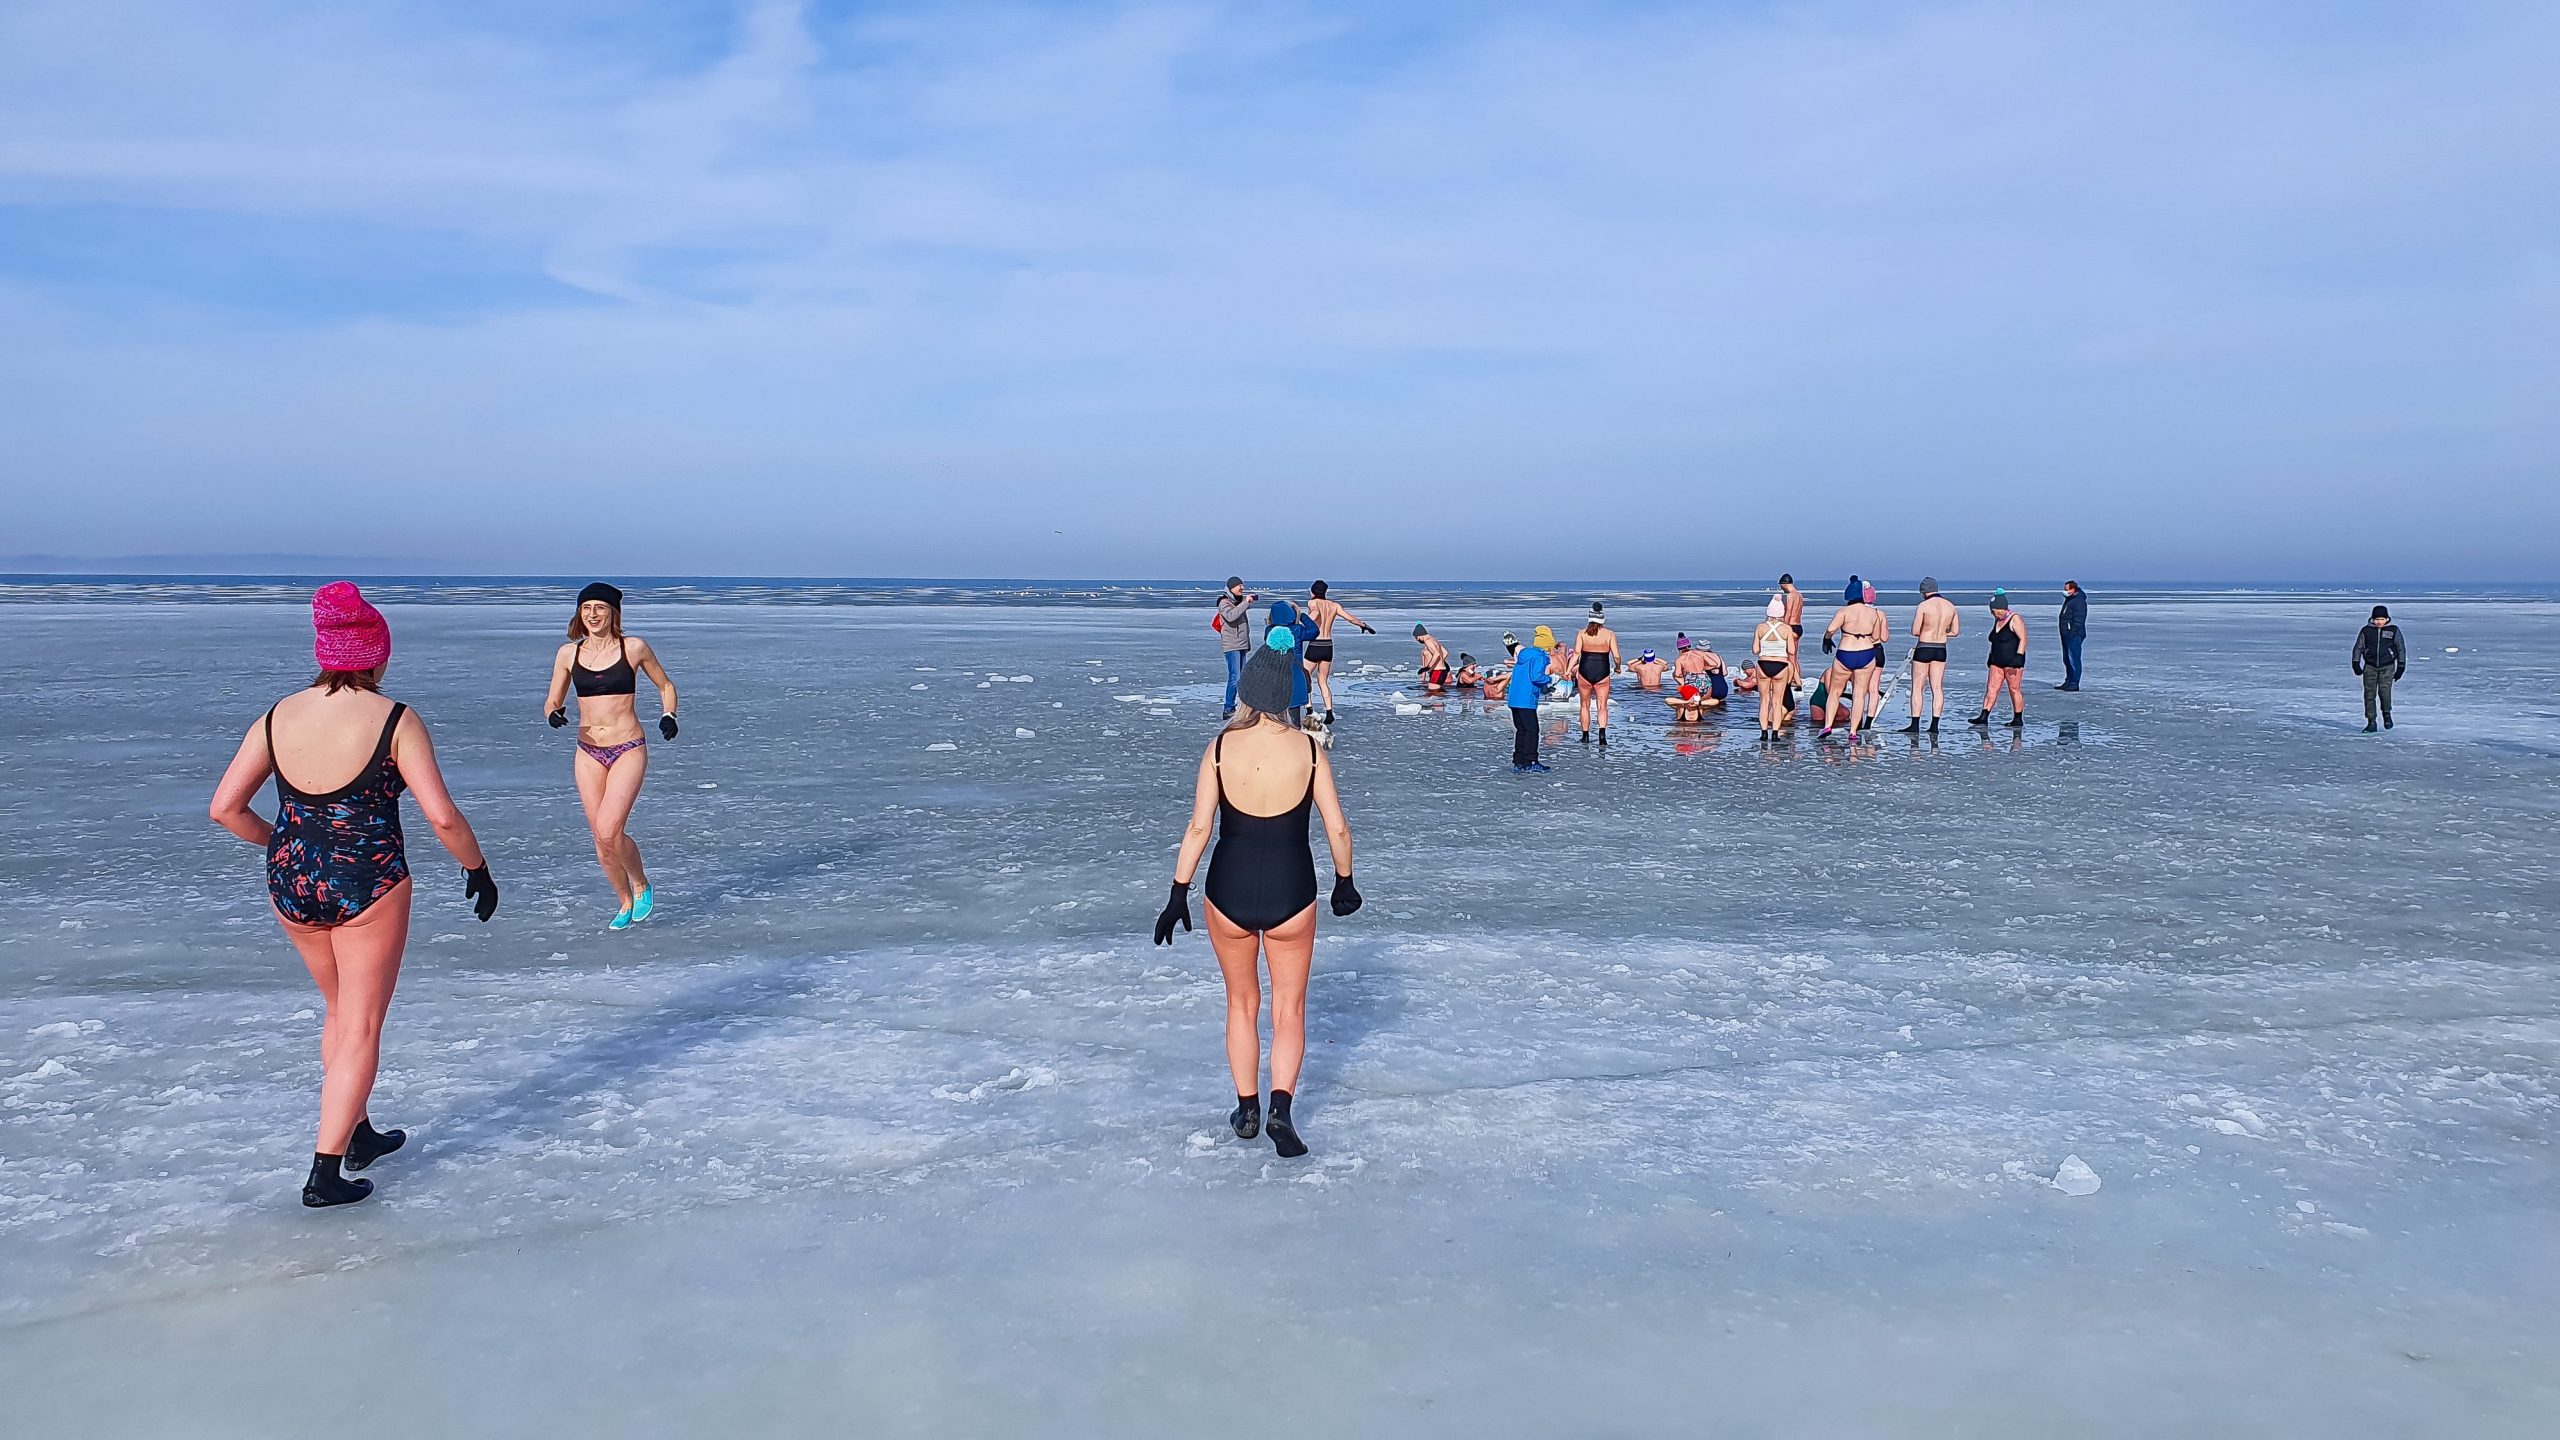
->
<box><xmin>0</xmin><ymin>590</ymin><xmax>2556</xmax><ymax>1436</ymax></box>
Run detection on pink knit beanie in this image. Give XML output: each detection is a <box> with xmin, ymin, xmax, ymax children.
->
<box><xmin>312</xmin><ymin>582</ymin><xmax>391</xmax><ymax>670</ymax></box>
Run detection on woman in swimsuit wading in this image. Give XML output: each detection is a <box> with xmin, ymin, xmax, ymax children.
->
<box><xmin>1155</xmin><ymin>632</ymin><xmax>1361</xmax><ymax>1158</ymax></box>
<box><xmin>208</xmin><ymin>583</ymin><xmax>497</xmax><ymax>1208</ymax></box>
<box><xmin>1573</xmin><ymin>602</ymin><xmax>1622</xmax><ymax>745</ymax></box>
<box><xmin>1819</xmin><ymin>576</ymin><xmax>1891</xmax><ymax>737</ymax></box>
<box><xmin>544</xmin><ymin>582</ymin><xmax>681</xmax><ymax>930</ymax></box>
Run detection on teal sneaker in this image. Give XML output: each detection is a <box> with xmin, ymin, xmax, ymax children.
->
<box><xmin>630</xmin><ymin>886</ymin><xmax>655</xmax><ymax>923</ymax></box>
<box><xmin>609</xmin><ymin>904</ymin><xmax>633</xmax><ymax>931</ymax></box>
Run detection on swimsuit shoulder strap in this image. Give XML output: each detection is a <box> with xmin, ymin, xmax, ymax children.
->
<box><xmin>264</xmin><ymin>706</ymin><xmax>288</xmax><ymax>792</ymax></box>
<box><xmin>370</xmin><ymin>702</ymin><xmax>409</xmax><ymax>769</ymax></box>
<box><xmin>620</xmin><ymin>637</ymin><xmax>630</xmax><ymax>669</ymax></box>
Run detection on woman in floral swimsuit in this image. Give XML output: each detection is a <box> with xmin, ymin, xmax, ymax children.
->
<box><xmin>209</xmin><ymin>582</ymin><xmax>497</xmax><ymax>1207</ymax></box>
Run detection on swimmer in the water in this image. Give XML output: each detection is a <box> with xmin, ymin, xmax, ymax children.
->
<box><xmin>1750</xmin><ymin>597</ymin><xmax>1797</xmax><ymax>742</ymax></box>
<box><xmin>1968</xmin><ymin>590</ymin><xmax>2029</xmax><ymax>728</ymax></box>
<box><xmin>1898</xmin><ymin>576</ymin><xmax>1961</xmax><ymax>734</ymax></box>
<box><xmin>208</xmin><ymin>583</ymin><xmax>498</xmax><ymax>1208</ymax></box>
<box><xmin>543</xmin><ymin>582</ymin><xmax>681</xmax><ymax>929</ymax></box>
<box><xmin>1819</xmin><ymin>576</ymin><xmax>1889</xmax><ymax>737</ymax></box>
<box><xmin>1302</xmin><ymin>581</ymin><xmax>1376</xmax><ymax>724</ymax></box>
<box><xmin>1626</xmin><ymin>648</ymin><xmax>1669</xmax><ymax>690</ymax></box>
<box><xmin>1666</xmin><ymin>683</ymin><xmax>1714</xmax><ymax>722</ymax></box>
<box><xmin>1454</xmin><ymin>653</ymin><xmax>1484</xmax><ymax>690</ymax></box>
<box><xmin>1415</xmin><ymin>625</ymin><xmax>1451</xmax><ymax>691</ymax></box>
<box><xmin>1157</xmin><ymin>632</ymin><xmax>1360</xmax><ymax>1159</ymax></box>
<box><xmin>1572</xmin><ymin>603</ymin><xmax>1622</xmax><ymax>745</ymax></box>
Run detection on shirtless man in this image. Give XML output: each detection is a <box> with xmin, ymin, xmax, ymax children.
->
<box><xmin>1779</xmin><ymin>574</ymin><xmax>1806</xmax><ymax>650</ymax></box>
<box><xmin>1898</xmin><ymin>576</ymin><xmax>1961</xmax><ymax>734</ymax></box>
<box><xmin>1413</xmin><ymin>625</ymin><xmax>1451</xmax><ymax>691</ymax></box>
<box><xmin>1626</xmin><ymin>649</ymin><xmax>1669</xmax><ymax>690</ymax></box>
<box><xmin>1303</xmin><ymin>581</ymin><xmax>1375</xmax><ymax>723</ymax></box>
<box><xmin>1820</xmin><ymin>576</ymin><xmax>1890</xmax><ymax>737</ymax></box>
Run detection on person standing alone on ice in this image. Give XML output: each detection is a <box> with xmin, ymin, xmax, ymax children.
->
<box><xmin>2353</xmin><ymin>605</ymin><xmax>2406</xmax><ymax>732</ymax></box>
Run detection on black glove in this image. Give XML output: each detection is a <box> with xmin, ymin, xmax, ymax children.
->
<box><xmin>1153</xmin><ymin>882</ymin><xmax>1193</xmax><ymax>945</ymax></box>
<box><xmin>2352</xmin><ymin>662</ymin><xmax>2363</xmax><ymax>676</ymax></box>
<box><xmin>659</xmin><ymin>714</ymin><xmax>679</xmax><ymax>740</ymax></box>
<box><xmin>463</xmin><ymin>865</ymin><xmax>498</xmax><ymax>923</ymax></box>
<box><xmin>547</xmin><ymin>707</ymin><xmax>568</xmax><ymax>729</ymax></box>
<box><xmin>2393</xmin><ymin>667</ymin><xmax>2404</xmax><ymax>681</ymax></box>
<box><xmin>1330</xmin><ymin>873</ymin><xmax>1362</xmax><ymax>917</ymax></box>
<box><xmin>1358</xmin><ymin>623</ymin><xmax>1376</xmax><ymax>635</ymax></box>
<box><xmin>1821</xmin><ymin>634</ymin><xmax>1834</xmax><ymax>653</ymax></box>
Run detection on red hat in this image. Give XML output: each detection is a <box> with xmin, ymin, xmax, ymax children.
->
<box><xmin>312</xmin><ymin>581</ymin><xmax>390</xmax><ymax>670</ymax></box>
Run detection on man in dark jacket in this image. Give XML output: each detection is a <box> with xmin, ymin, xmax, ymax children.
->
<box><xmin>2055</xmin><ymin>580</ymin><xmax>2089</xmax><ymax>690</ymax></box>
<box><xmin>2352</xmin><ymin>605</ymin><xmax>2406</xmax><ymax>732</ymax></box>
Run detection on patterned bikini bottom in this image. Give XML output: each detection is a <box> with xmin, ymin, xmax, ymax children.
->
<box><xmin>577</xmin><ymin>737</ymin><xmax>645</xmax><ymax>769</ymax></box>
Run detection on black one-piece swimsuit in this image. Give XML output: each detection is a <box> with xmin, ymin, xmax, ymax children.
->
<box><xmin>1203</xmin><ymin>733</ymin><xmax>1319</xmax><ymax>932</ymax></box>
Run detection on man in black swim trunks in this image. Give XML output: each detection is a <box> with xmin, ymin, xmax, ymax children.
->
<box><xmin>1899</xmin><ymin>576</ymin><xmax>1960</xmax><ymax>734</ymax></box>
<box><xmin>1302</xmin><ymin>581</ymin><xmax>1374</xmax><ymax>723</ymax></box>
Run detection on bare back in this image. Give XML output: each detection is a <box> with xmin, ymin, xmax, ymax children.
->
<box><xmin>267</xmin><ymin>688</ymin><xmax>406</xmax><ymax>792</ymax></box>
<box><xmin>1913</xmin><ymin>596</ymin><xmax>1960</xmax><ymax>644</ymax></box>
<box><xmin>1214</xmin><ymin>719</ymin><xmax>1319</xmax><ymax>816</ymax></box>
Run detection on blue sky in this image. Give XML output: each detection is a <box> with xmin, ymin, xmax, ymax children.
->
<box><xmin>3</xmin><ymin>0</ymin><xmax>2555</xmax><ymax>579</ymax></box>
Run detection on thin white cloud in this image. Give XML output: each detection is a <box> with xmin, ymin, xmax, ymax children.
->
<box><xmin>1</xmin><ymin>0</ymin><xmax>2554</xmax><ymax>576</ymax></box>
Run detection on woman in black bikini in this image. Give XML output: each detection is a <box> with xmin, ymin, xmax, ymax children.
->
<box><xmin>1155</xmin><ymin>633</ymin><xmax>1361</xmax><ymax>1158</ymax></box>
<box><xmin>1573</xmin><ymin>602</ymin><xmax>1622</xmax><ymax>745</ymax></box>
<box><xmin>209</xmin><ymin>583</ymin><xmax>497</xmax><ymax>1208</ymax></box>
<box><xmin>543</xmin><ymin>582</ymin><xmax>680</xmax><ymax>930</ymax></box>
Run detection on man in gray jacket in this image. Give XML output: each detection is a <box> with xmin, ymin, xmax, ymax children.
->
<box><xmin>2352</xmin><ymin>605</ymin><xmax>2405</xmax><ymax>732</ymax></box>
<box><xmin>1217</xmin><ymin>577</ymin><xmax>1255</xmax><ymax>717</ymax></box>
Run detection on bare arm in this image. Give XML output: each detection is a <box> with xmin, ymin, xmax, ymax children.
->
<box><xmin>630</xmin><ymin>637</ymin><xmax>679</xmax><ymax>717</ymax></box>
<box><xmin>392</xmin><ymin>712</ymin><xmax>488</xmax><ymax>871</ymax></box>
<box><xmin>1311</xmin><ymin>747</ymin><xmax>1353</xmax><ymax>878</ymax></box>
<box><xmin>1338</xmin><ymin>607</ymin><xmax>1372</xmax><ymax>632</ymax></box>
<box><xmin>544</xmin><ymin>643</ymin><xmax>574</xmax><ymax>716</ymax></box>
<box><xmin>208</xmin><ymin>718</ymin><xmax>276</xmax><ymax>847</ymax></box>
<box><xmin>1171</xmin><ymin>743</ymin><xmax>1219</xmax><ymax>885</ymax></box>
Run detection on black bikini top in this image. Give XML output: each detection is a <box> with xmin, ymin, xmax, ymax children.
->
<box><xmin>573</xmin><ymin>638</ymin><xmax>638</xmax><ymax>697</ymax></box>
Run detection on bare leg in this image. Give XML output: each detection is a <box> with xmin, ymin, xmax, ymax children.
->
<box><xmin>1258</xmin><ymin>904</ymin><xmax>1317</xmax><ymax>1093</ymax></box>
<box><xmin>1594</xmin><ymin>678</ymin><xmax>1611</xmax><ymax>730</ymax></box>
<box><xmin>1920</xmin><ymin>662</ymin><xmax>1945</xmax><ymax>718</ymax></box>
<box><xmin>1313</xmin><ymin>660</ymin><xmax>1336</xmax><ymax>714</ymax></box>
<box><xmin>578</xmin><ymin>747</ymin><xmax>652</xmax><ymax>903</ymax></box>
<box><xmin>1205</xmin><ymin>903</ymin><xmax>1265</xmax><ymax>1094</ymax></box>
<box><xmin>2003</xmin><ymin>667</ymin><xmax>2026</xmax><ymax>715</ymax></box>
<box><xmin>1853</xmin><ymin>668</ymin><xmax>1880</xmax><ymax>728</ymax></box>
<box><xmin>1981</xmin><ymin>669</ymin><xmax>2003</xmax><ymax>712</ymax></box>
<box><xmin>277</xmin><ymin>880</ymin><xmax>411</xmax><ymax>1154</ymax></box>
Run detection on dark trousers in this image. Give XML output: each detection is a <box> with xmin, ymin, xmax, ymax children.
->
<box><xmin>2362</xmin><ymin>668</ymin><xmax>2396</xmax><ymax>724</ymax></box>
<box><xmin>2060</xmin><ymin>632</ymin><xmax>2084</xmax><ymax>687</ymax></box>
<box><xmin>1510</xmin><ymin>706</ymin><xmax>1539</xmax><ymax>766</ymax></box>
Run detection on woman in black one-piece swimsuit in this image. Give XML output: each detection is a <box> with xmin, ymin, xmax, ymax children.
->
<box><xmin>1155</xmin><ymin>635</ymin><xmax>1362</xmax><ymax>1158</ymax></box>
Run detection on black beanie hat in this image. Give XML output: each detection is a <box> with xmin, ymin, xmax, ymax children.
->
<box><xmin>2372</xmin><ymin>605</ymin><xmax>2390</xmax><ymax>619</ymax></box>
<box><xmin>578</xmin><ymin>581</ymin><xmax>624</xmax><ymax>609</ymax></box>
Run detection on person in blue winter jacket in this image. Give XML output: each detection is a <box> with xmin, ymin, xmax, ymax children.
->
<box><xmin>1505</xmin><ymin>639</ymin><xmax>1554</xmax><ymax>771</ymax></box>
